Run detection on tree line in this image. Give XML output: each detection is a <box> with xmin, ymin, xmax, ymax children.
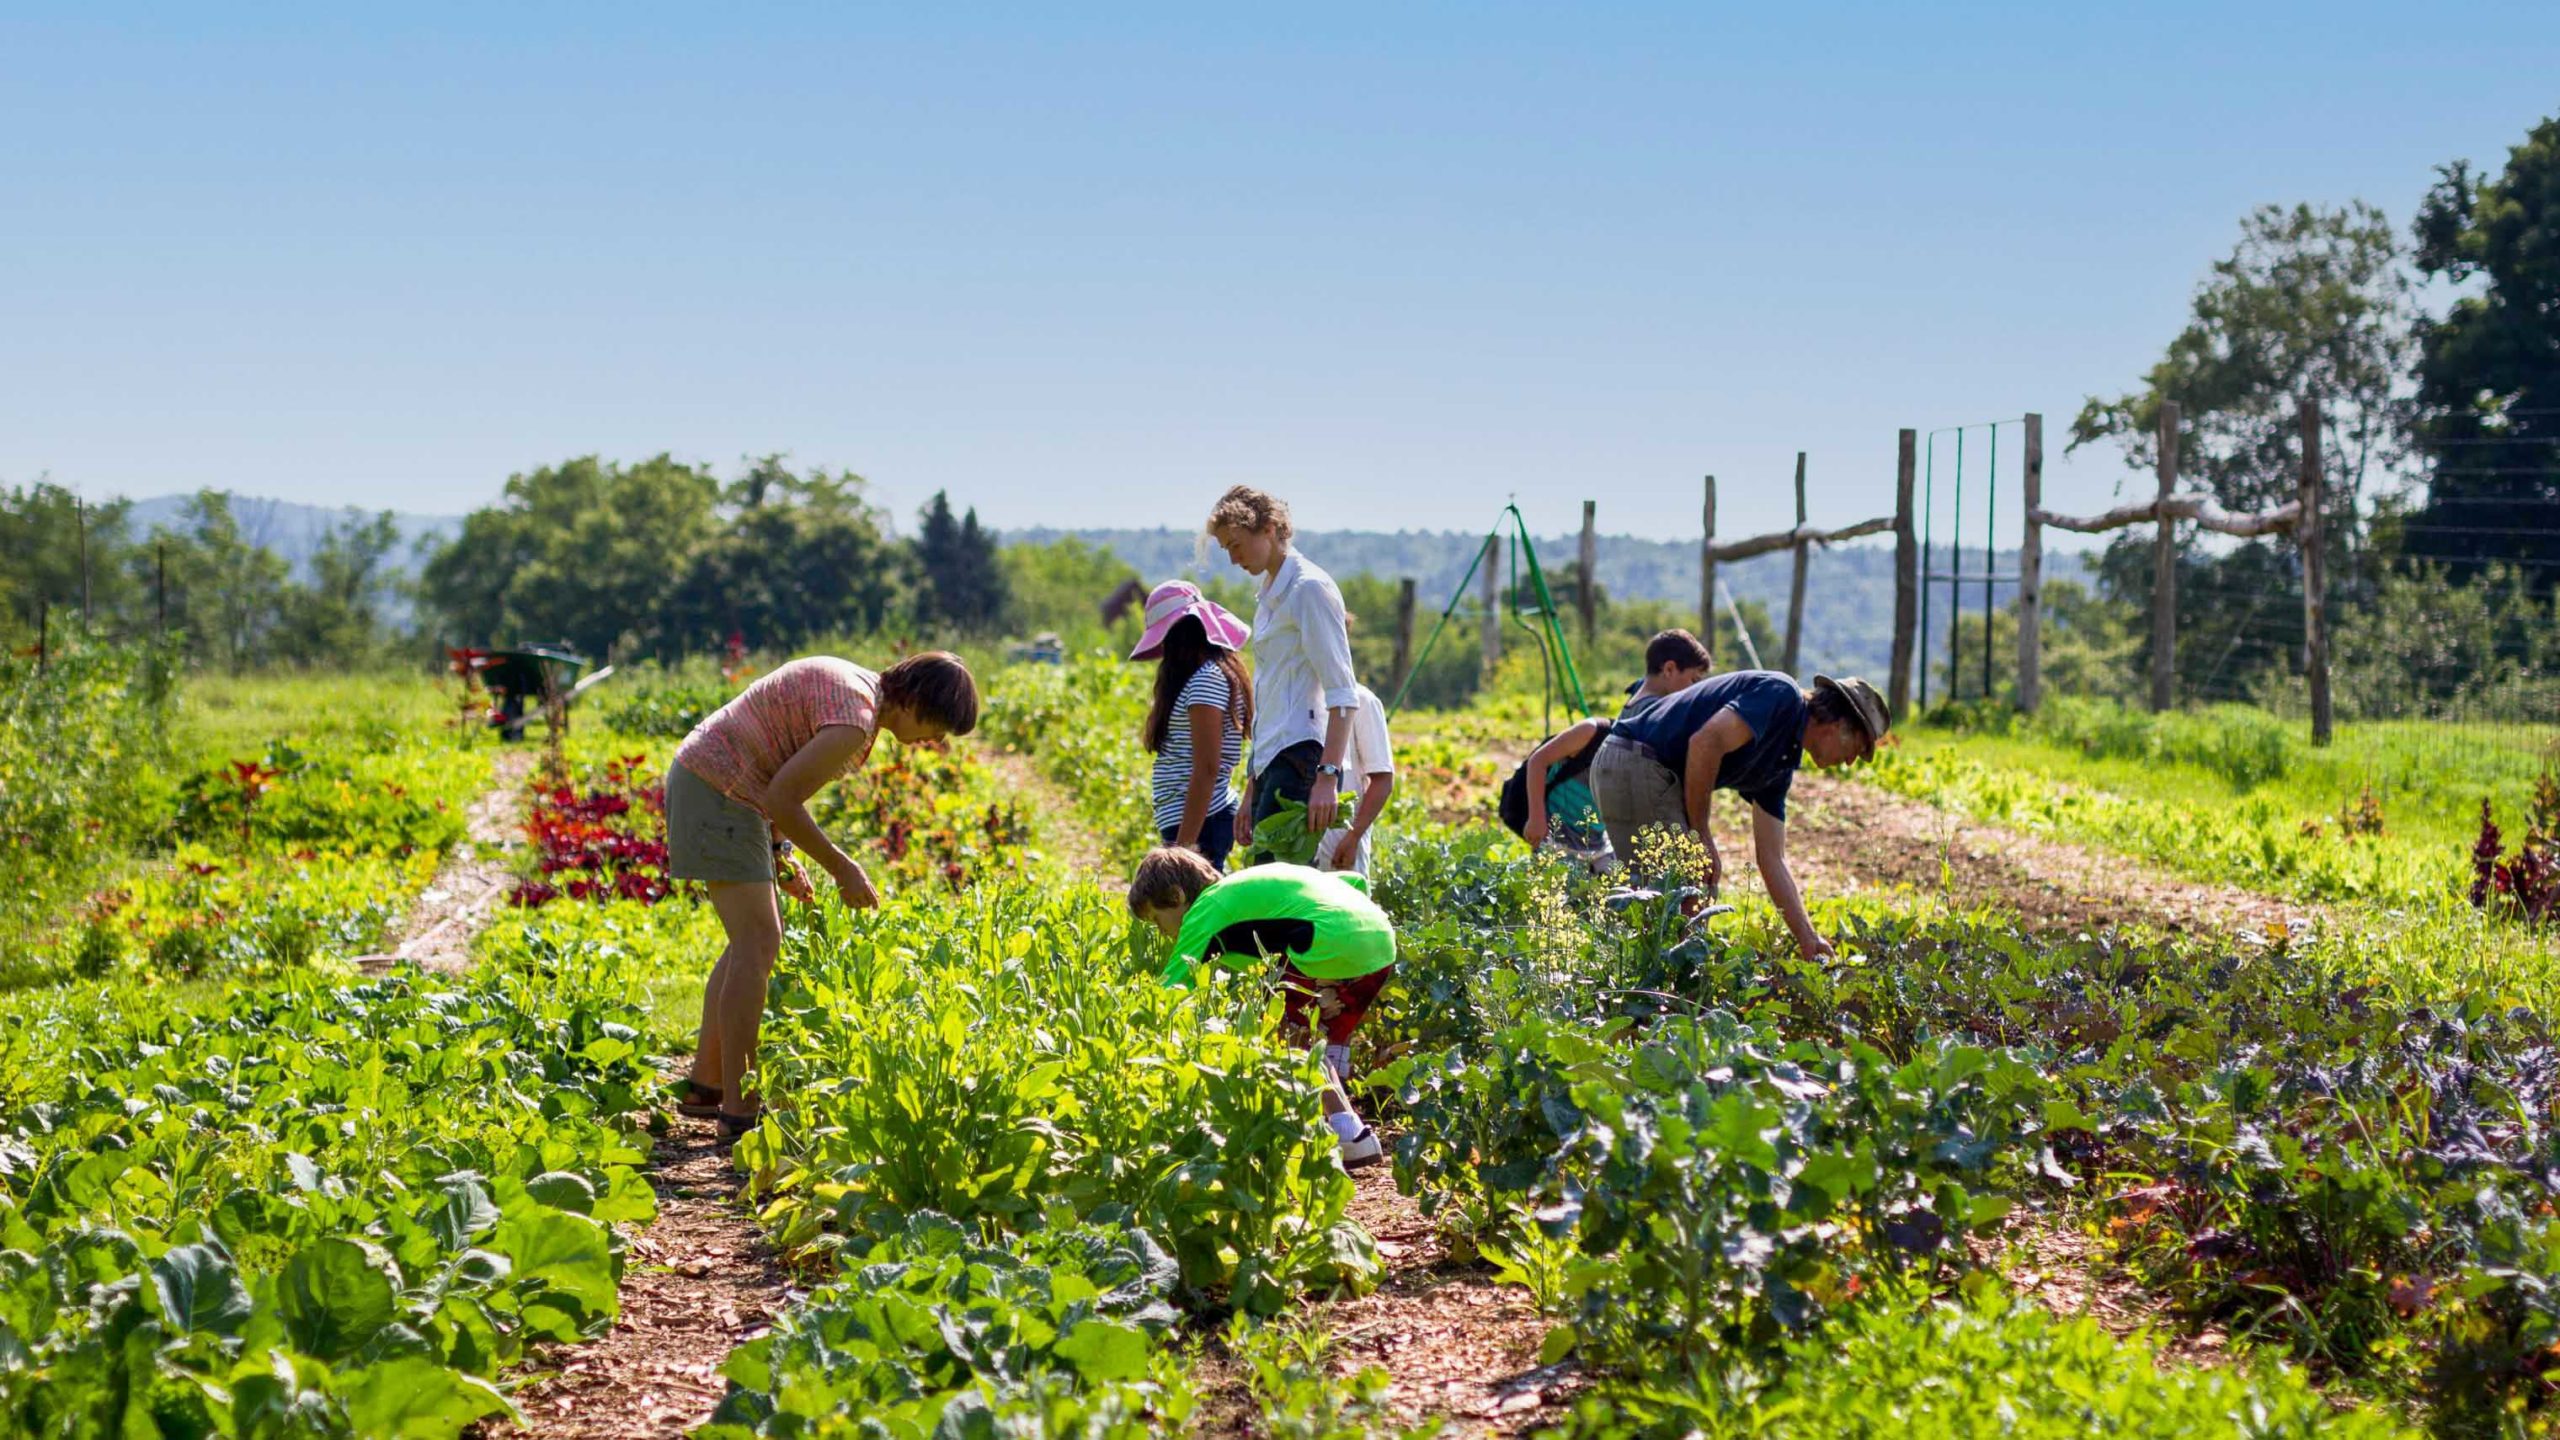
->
<box><xmin>2055</xmin><ymin>108</ymin><xmax>2560</xmax><ymax>715</ymax></box>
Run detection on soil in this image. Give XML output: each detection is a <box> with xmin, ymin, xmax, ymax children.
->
<box><xmin>489</xmin><ymin>1125</ymin><xmax>797</xmax><ymax>1440</ymax></box>
<box><xmin>1716</xmin><ymin>770</ymin><xmax>2319</xmax><ymax>940</ymax></box>
<box><xmin>380</xmin><ymin>748</ymin><xmax>794</xmax><ymax>1440</ymax></box>
<box><xmin>361</xmin><ymin>747</ymin><xmax>537</xmax><ymax>974</ymax></box>
<box><xmin>976</xmin><ymin>740</ymin><xmax>1129</xmax><ymax>893</ymax></box>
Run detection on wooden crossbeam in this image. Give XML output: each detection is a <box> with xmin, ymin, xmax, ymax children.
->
<box><xmin>2028</xmin><ymin>496</ymin><xmax>2300</xmax><ymax>539</ymax></box>
<box><xmin>1708</xmin><ymin>514</ymin><xmax>1894</xmax><ymax>564</ymax></box>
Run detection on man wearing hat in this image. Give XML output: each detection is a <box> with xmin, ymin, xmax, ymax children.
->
<box><xmin>1590</xmin><ymin>670</ymin><xmax>1891</xmax><ymax>960</ymax></box>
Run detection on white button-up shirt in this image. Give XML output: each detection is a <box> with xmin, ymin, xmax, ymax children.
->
<box><xmin>1248</xmin><ymin>547</ymin><xmax>1361</xmax><ymax>776</ymax></box>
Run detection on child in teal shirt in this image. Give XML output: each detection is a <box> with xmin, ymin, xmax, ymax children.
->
<box><xmin>1128</xmin><ymin>847</ymin><xmax>1394</xmax><ymax>1169</ymax></box>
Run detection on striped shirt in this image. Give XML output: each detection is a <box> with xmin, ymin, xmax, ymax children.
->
<box><xmin>1152</xmin><ymin>664</ymin><xmax>1243</xmax><ymax>832</ymax></box>
<box><xmin>674</xmin><ymin>657</ymin><xmax>880</xmax><ymax>811</ymax></box>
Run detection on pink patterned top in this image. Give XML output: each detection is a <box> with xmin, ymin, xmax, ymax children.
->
<box><xmin>674</xmin><ymin>657</ymin><xmax>880</xmax><ymax>811</ymax></box>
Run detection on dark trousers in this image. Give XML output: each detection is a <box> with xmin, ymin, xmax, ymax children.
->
<box><xmin>1160</xmin><ymin>807</ymin><xmax>1237</xmax><ymax>870</ymax></box>
<box><xmin>1247</xmin><ymin>740</ymin><xmax>1324</xmax><ymax>865</ymax></box>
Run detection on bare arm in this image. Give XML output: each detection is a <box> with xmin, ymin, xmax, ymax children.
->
<box><xmin>1523</xmin><ymin>719</ymin><xmax>1602</xmax><ymax>845</ymax></box>
<box><xmin>1342</xmin><ymin>769</ymin><xmax>1393</xmax><ymax>845</ymax></box>
<box><xmin>1682</xmin><ymin>710</ymin><xmax>1754</xmax><ymax>890</ymax></box>
<box><xmin>1753</xmin><ymin>803</ymin><xmax>1829</xmax><ymax>958</ymax></box>
<box><xmin>761</xmin><ymin>723</ymin><xmax>878</xmax><ymax>907</ymax></box>
<box><xmin>1177</xmin><ymin>702</ymin><xmax>1225</xmax><ymax>848</ymax></box>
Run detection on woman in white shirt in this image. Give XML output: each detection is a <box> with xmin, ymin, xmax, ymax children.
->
<box><xmin>1204</xmin><ymin>486</ymin><xmax>1362</xmax><ymax>865</ymax></box>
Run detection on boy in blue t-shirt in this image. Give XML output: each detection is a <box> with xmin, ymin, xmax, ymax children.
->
<box><xmin>1499</xmin><ymin>630</ymin><xmax>1713</xmax><ymax>858</ymax></box>
<box><xmin>1590</xmin><ymin>670</ymin><xmax>1890</xmax><ymax>960</ymax></box>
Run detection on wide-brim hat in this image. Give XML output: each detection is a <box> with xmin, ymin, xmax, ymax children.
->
<box><xmin>1128</xmin><ymin>580</ymin><xmax>1252</xmax><ymax>661</ymax></box>
<box><xmin>1810</xmin><ymin>674</ymin><xmax>1891</xmax><ymax>747</ymax></box>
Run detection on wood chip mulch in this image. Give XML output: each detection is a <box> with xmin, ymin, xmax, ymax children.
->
<box><xmin>486</xmin><ymin>1120</ymin><xmax>795</xmax><ymax>1439</ymax></box>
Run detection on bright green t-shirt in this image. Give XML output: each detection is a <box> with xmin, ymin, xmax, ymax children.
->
<box><xmin>1160</xmin><ymin>863</ymin><xmax>1398</xmax><ymax>987</ymax></box>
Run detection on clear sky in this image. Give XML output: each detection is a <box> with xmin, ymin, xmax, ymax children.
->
<box><xmin>4</xmin><ymin>3</ymin><xmax>2554</xmax><ymax>551</ymax></box>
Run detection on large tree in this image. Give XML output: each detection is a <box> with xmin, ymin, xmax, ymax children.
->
<box><xmin>911</xmin><ymin>491</ymin><xmax>1009</xmax><ymax>632</ymax></box>
<box><xmin>2406</xmin><ymin>113</ymin><xmax>2560</xmax><ymax>588</ymax></box>
<box><xmin>2070</xmin><ymin>202</ymin><xmax>2415</xmax><ymax>701</ymax></box>
<box><xmin>668</xmin><ymin>461</ymin><xmax>902</xmax><ymax>650</ymax></box>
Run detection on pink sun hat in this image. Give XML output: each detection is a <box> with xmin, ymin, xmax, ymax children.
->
<box><xmin>1128</xmin><ymin>579</ymin><xmax>1252</xmax><ymax>661</ymax></box>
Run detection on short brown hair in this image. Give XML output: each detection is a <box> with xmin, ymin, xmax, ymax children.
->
<box><xmin>1644</xmin><ymin>629</ymin><xmax>1712</xmax><ymax>676</ymax></box>
<box><xmin>1206</xmin><ymin>486</ymin><xmax>1293</xmax><ymax>546</ymax></box>
<box><xmin>880</xmin><ymin>651</ymin><xmax>979</xmax><ymax>736</ymax></box>
<box><xmin>1127</xmin><ymin>846</ymin><xmax>1223</xmax><ymax>916</ymax></box>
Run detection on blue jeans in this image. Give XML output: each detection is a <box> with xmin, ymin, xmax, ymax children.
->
<box><xmin>1162</xmin><ymin>807</ymin><xmax>1237</xmax><ymax>869</ymax></box>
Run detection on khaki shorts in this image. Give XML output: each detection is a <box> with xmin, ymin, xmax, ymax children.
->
<box><xmin>666</xmin><ymin>761</ymin><xmax>775</xmax><ymax>885</ymax></box>
<box><xmin>1589</xmin><ymin>737</ymin><xmax>1687</xmax><ymax>874</ymax></box>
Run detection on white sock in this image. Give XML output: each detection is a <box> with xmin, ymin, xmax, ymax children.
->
<box><xmin>1324</xmin><ymin>1044</ymin><xmax>1351</xmax><ymax>1085</ymax></box>
<box><xmin>1327</xmin><ymin>1110</ymin><xmax>1364</xmax><ymax>1141</ymax></box>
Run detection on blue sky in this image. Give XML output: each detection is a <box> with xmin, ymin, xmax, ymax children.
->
<box><xmin>3</xmin><ymin>3</ymin><xmax>2554</xmax><ymax>551</ymax></box>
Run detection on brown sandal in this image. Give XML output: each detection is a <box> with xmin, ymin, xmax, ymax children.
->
<box><xmin>671</xmin><ymin>1078</ymin><xmax>723</xmax><ymax>1118</ymax></box>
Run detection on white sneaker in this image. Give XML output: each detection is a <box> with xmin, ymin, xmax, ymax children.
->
<box><xmin>1338</xmin><ymin>1127</ymin><xmax>1384</xmax><ymax>1170</ymax></box>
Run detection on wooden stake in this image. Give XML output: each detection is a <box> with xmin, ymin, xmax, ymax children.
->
<box><xmin>1478</xmin><ymin>534</ymin><xmax>1500</xmax><ymax>674</ymax></box>
<box><xmin>1392</xmin><ymin>577</ymin><xmax>1417</xmax><ymax>695</ymax></box>
<box><xmin>1578</xmin><ymin>500</ymin><xmax>1598</xmax><ymax>650</ymax></box>
<box><xmin>1891</xmin><ymin>430</ymin><xmax>1917</xmax><ymax>718</ymax></box>
<box><xmin>1782</xmin><ymin>452</ymin><xmax>1809</xmax><ymax>676</ymax></box>
<box><xmin>2298</xmin><ymin>396</ymin><xmax>2334</xmax><ymax>746</ymax></box>
<box><xmin>76</xmin><ymin>497</ymin><xmax>90</xmax><ymax>626</ymax></box>
<box><xmin>2017</xmin><ymin>414</ymin><xmax>2045</xmax><ymax>713</ymax></box>
<box><xmin>2150</xmin><ymin>400</ymin><xmax>2180</xmax><ymax>712</ymax></box>
<box><xmin>1700</xmin><ymin>476</ymin><xmax>1718</xmax><ymax>665</ymax></box>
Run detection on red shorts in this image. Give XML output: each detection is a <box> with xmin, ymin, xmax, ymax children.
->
<box><xmin>1277</xmin><ymin>963</ymin><xmax>1393</xmax><ymax>1046</ymax></box>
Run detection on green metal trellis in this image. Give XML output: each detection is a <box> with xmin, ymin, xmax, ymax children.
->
<box><xmin>1386</xmin><ymin>504</ymin><xmax>1591</xmax><ymax>730</ymax></box>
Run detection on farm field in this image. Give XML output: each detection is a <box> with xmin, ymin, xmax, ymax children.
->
<box><xmin>6</xmin><ymin>651</ymin><xmax>2560</xmax><ymax>1438</ymax></box>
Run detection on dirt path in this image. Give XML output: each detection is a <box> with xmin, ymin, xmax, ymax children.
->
<box><xmin>1317</xmin><ymin>1167</ymin><xmax>1578</xmax><ymax>1435</ymax></box>
<box><xmin>370</xmin><ymin>747</ymin><xmax>538</xmax><ymax>973</ymax></box>
<box><xmin>378</xmin><ymin>746</ymin><xmax>793</xmax><ymax>1439</ymax></box>
<box><xmin>976</xmin><ymin>741</ymin><xmax>1127</xmax><ymax>892</ymax></box>
<box><xmin>492</xmin><ymin>1127</ymin><xmax>795</xmax><ymax>1439</ymax></box>
<box><xmin>1714</xmin><ymin>771</ymin><xmax>2318</xmax><ymax>939</ymax></box>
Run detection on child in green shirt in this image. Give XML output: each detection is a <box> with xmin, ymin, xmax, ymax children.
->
<box><xmin>1128</xmin><ymin>847</ymin><xmax>1394</xmax><ymax>1170</ymax></box>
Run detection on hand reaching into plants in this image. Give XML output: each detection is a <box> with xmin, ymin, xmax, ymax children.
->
<box><xmin>1524</xmin><ymin>812</ymin><xmax>1550</xmax><ymax>847</ymax></box>
<box><xmin>777</xmin><ymin>856</ymin><xmax>816</xmax><ymax>904</ymax></box>
<box><xmin>832</xmin><ymin>858</ymin><xmax>880</xmax><ymax>910</ymax></box>
<box><xmin>1798</xmin><ymin>932</ymin><xmax>1836</xmax><ymax>962</ymax></box>
<box><xmin>1695</xmin><ymin>832</ymin><xmax>1723</xmax><ymax>894</ymax></box>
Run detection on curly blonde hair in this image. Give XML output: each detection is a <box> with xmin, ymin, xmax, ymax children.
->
<box><xmin>1205</xmin><ymin>486</ymin><xmax>1293</xmax><ymax>546</ymax></box>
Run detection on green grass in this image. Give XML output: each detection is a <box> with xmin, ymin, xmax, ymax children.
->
<box><xmin>174</xmin><ymin>666</ymin><xmax>470</xmax><ymax>766</ymax></box>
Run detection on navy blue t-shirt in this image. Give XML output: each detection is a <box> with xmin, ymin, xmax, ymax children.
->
<box><xmin>1613</xmin><ymin>670</ymin><xmax>1809</xmax><ymax>820</ymax></box>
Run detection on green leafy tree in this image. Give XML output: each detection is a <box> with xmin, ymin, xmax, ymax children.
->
<box><xmin>2407</xmin><ymin>113</ymin><xmax>2560</xmax><ymax>586</ymax></box>
<box><xmin>999</xmin><ymin>536</ymin><xmax>1142</xmax><ymax>648</ymax></box>
<box><xmin>139</xmin><ymin>491</ymin><xmax>291</xmax><ymax>670</ymax></box>
<box><xmin>273</xmin><ymin>511</ymin><xmax>406</xmax><ymax>664</ymax></box>
<box><xmin>670</xmin><ymin>462</ymin><xmax>901</xmax><ymax>651</ymax></box>
<box><xmin>2070</xmin><ymin>203</ymin><xmax>2413</xmax><ymax>703</ymax></box>
<box><xmin>0</xmin><ymin>482</ymin><xmax>134</xmax><ymax>644</ymax></box>
<box><xmin>420</xmin><ymin>455</ymin><xmax>721</xmax><ymax>658</ymax></box>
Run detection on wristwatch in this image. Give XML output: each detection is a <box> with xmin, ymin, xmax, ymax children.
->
<box><xmin>1315</xmin><ymin>762</ymin><xmax>1344</xmax><ymax>780</ymax></box>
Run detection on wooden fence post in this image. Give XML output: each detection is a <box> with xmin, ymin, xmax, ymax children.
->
<box><xmin>1700</xmin><ymin>476</ymin><xmax>1718</xmax><ymax>663</ymax></box>
<box><xmin>76</xmin><ymin>497</ymin><xmax>90</xmax><ymax>626</ymax></box>
<box><xmin>1891</xmin><ymin>430</ymin><xmax>1917</xmax><ymax>718</ymax></box>
<box><xmin>2017</xmin><ymin>414</ymin><xmax>2045</xmax><ymax>713</ymax></box>
<box><xmin>1578</xmin><ymin>500</ymin><xmax>1598</xmax><ymax>650</ymax></box>
<box><xmin>36</xmin><ymin>601</ymin><xmax>47</xmax><ymax>674</ymax></box>
<box><xmin>1392</xmin><ymin>577</ymin><xmax>1417</xmax><ymax>695</ymax></box>
<box><xmin>2298</xmin><ymin>395</ymin><xmax>2334</xmax><ymax>746</ymax></box>
<box><xmin>2150</xmin><ymin>400</ymin><xmax>2181</xmax><ymax>712</ymax></box>
<box><xmin>1782</xmin><ymin>452</ymin><xmax>1809</xmax><ymax>675</ymax></box>
<box><xmin>156</xmin><ymin>541</ymin><xmax>167</xmax><ymax>634</ymax></box>
<box><xmin>1479</xmin><ymin>534</ymin><xmax>1500</xmax><ymax>674</ymax></box>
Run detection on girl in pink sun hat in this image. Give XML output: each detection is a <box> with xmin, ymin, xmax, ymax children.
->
<box><xmin>1131</xmin><ymin>580</ymin><xmax>1255</xmax><ymax>868</ymax></box>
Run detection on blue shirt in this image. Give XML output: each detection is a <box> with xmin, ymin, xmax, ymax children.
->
<box><xmin>1613</xmin><ymin>671</ymin><xmax>1809</xmax><ymax>820</ymax></box>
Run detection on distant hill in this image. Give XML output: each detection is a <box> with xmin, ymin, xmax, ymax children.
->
<box><xmin>125</xmin><ymin>494</ymin><xmax>463</xmax><ymax>577</ymax></box>
<box><xmin>1010</xmin><ymin>526</ymin><xmax>2088</xmax><ymax>681</ymax></box>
